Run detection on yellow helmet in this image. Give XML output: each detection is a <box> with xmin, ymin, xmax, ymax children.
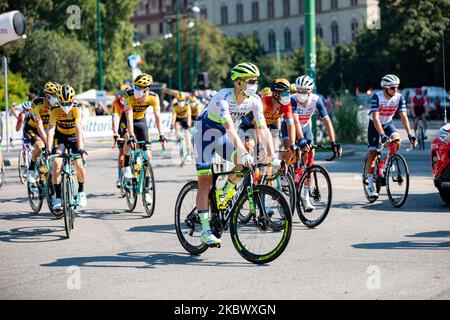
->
<box><xmin>57</xmin><ymin>84</ymin><xmax>75</xmax><ymax>104</ymax></box>
<box><xmin>120</xmin><ymin>84</ymin><xmax>131</xmax><ymax>92</ymax></box>
<box><xmin>177</xmin><ymin>94</ymin><xmax>186</xmax><ymax>101</ymax></box>
<box><xmin>260</xmin><ymin>87</ymin><xmax>272</xmax><ymax>96</ymax></box>
<box><xmin>134</xmin><ymin>73</ymin><xmax>153</xmax><ymax>88</ymax></box>
<box><xmin>189</xmin><ymin>96</ymin><xmax>197</xmax><ymax>103</ymax></box>
<box><xmin>290</xmin><ymin>83</ymin><xmax>298</xmax><ymax>94</ymax></box>
<box><xmin>44</xmin><ymin>82</ymin><xmax>60</xmax><ymax>95</ymax></box>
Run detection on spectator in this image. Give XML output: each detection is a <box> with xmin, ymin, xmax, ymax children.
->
<box><xmin>94</xmin><ymin>101</ymin><xmax>106</xmax><ymax>116</ymax></box>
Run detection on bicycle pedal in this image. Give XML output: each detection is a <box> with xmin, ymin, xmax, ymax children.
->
<box><xmin>208</xmin><ymin>243</ymin><xmax>221</xmax><ymax>248</ymax></box>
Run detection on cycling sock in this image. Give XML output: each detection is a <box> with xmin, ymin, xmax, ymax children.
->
<box><xmin>54</xmin><ymin>184</ymin><xmax>61</xmax><ymax>198</ymax></box>
<box><xmin>197</xmin><ymin>210</ymin><xmax>210</xmax><ymax>230</ymax></box>
<box><xmin>124</xmin><ymin>155</ymin><xmax>130</xmax><ymax>167</ymax></box>
<box><xmin>368</xmin><ymin>174</ymin><xmax>374</xmax><ymax>188</ymax></box>
<box><xmin>118</xmin><ymin>167</ymin><xmax>122</xmax><ymax>179</ymax></box>
<box><xmin>222</xmin><ymin>179</ymin><xmax>236</xmax><ymax>194</ymax></box>
<box><xmin>28</xmin><ymin>160</ymin><xmax>36</xmax><ymax>171</ymax></box>
<box><xmin>303</xmin><ymin>187</ymin><xmax>310</xmax><ymax>199</ymax></box>
<box><xmin>78</xmin><ymin>182</ymin><xmax>84</xmax><ymax>193</ymax></box>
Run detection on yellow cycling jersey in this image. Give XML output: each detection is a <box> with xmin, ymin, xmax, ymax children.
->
<box><xmin>50</xmin><ymin>102</ymin><xmax>82</xmax><ymax>136</ymax></box>
<box><xmin>26</xmin><ymin>97</ymin><xmax>51</xmax><ymax>129</ymax></box>
<box><xmin>190</xmin><ymin>103</ymin><xmax>202</xmax><ymax>118</ymax></box>
<box><xmin>172</xmin><ymin>103</ymin><xmax>191</xmax><ymax>119</ymax></box>
<box><xmin>124</xmin><ymin>89</ymin><xmax>160</xmax><ymax>120</ymax></box>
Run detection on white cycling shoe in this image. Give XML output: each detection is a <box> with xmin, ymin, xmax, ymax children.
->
<box><xmin>366</xmin><ymin>186</ymin><xmax>379</xmax><ymax>199</ymax></box>
<box><xmin>78</xmin><ymin>192</ymin><xmax>87</xmax><ymax>208</ymax></box>
<box><xmin>144</xmin><ymin>193</ymin><xmax>153</xmax><ymax>205</ymax></box>
<box><xmin>201</xmin><ymin>229</ymin><xmax>221</xmax><ymax>246</ymax></box>
<box><xmin>303</xmin><ymin>198</ymin><xmax>316</xmax><ymax>212</ymax></box>
<box><xmin>26</xmin><ymin>173</ymin><xmax>36</xmax><ymax>184</ymax></box>
<box><xmin>53</xmin><ymin>198</ymin><xmax>62</xmax><ymax>210</ymax></box>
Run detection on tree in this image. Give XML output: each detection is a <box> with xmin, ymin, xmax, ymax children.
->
<box><xmin>18</xmin><ymin>30</ymin><xmax>96</xmax><ymax>94</ymax></box>
<box><xmin>0</xmin><ymin>72</ymin><xmax>31</xmax><ymax>111</ymax></box>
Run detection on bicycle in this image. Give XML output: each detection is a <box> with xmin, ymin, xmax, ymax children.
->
<box><xmin>18</xmin><ymin>140</ymin><xmax>33</xmax><ymax>184</ymax></box>
<box><xmin>0</xmin><ymin>148</ymin><xmax>4</xmax><ymax>189</ymax></box>
<box><xmin>123</xmin><ymin>140</ymin><xmax>163</xmax><ymax>217</ymax></box>
<box><xmin>416</xmin><ymin>117</ymin><xmax>426</xmax><ymax>150</ymax></box>
<box><xmin>177</xmin><ymin>128</ymin><xmax>189</xmax><ymax>167</ymax></box>
<box><xmin>174</xmin><ymin>162</ymin><xmax>292</xmax><ymax>264</ymax></box>
<box><xmin>362</xmin><ymin>139</ymin><xmax>410</xmax><ymax>208</ymax></box>
<box><xmin>49</xmin><ymin>150</ymin><xmax>83</xmax><ymax>238</ymax></box>
<box><xmin>285</xmin><ymin>143</ymin><xmax>340</xmax><ymax>228</ymax></box>
<box><xmin>113</xmin><ymin>137</ymin><xmax>127</xmax><ymax>198</ymax></box>
<box><xmin>26</xmin><ymin>148</ymin><xmax>50</xmax><ymax>214</ymax></box>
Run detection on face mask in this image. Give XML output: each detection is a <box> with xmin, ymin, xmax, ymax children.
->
<box><xmin>120</xmin><ymin>98</ymin><xmax>126</xmax><ymax>105</ymax></box>
<box><xmin>244</xmin><ymin>84</ymin><xmax>258</xmax><ymax>97</ymax></box>
<box><xmin>179</xmin><ymin>101</ymin><xmax>186</xmax><ymax>107</ymax></box>
<box><xmin>61</xmin><ymin>104</ymin><xmax>73</xmax><ymax>114</ymax></box>
<box><xmin>134</xmin><ymin>89</ymin><xmax>145</xmax><ymax>99</ymax></box>
<box><xmin>298</xmin><ymin>94</ymin><xmax>309</xmax><ymax>103</ymax></box>
<box><xmin>49</xmin><ymin>96</ymin><xmax>58</xmax><ymax>106</ymax></box>
<box><xmin>279</xmin><ymin>93</ymin><xmax>291</xmax><ymax>105</ymax></box>
<box><xmin>417</xmin><ymin>95</ymin><xmax>422</xmax><ymax>99</ymax></box>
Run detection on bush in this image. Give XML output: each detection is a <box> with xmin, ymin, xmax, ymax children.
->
<box><xmin>0</xmin><ymin>72</ymin><xmax>31</xmax><ymax>111</ymax></box>
<box><xmin>330</xmin><ymin>91</ymin><xmax>364</xmax><ymax>143</ymax></box>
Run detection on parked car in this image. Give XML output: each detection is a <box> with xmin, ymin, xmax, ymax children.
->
<box><xmin>431</xmin><ymin>123</ymin><xmax>450</xmax><ymax>204</ymax></box>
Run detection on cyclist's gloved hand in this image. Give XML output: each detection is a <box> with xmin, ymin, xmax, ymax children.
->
<box><xmin>380</xmin><ymin>135</ymin><xmax>390</xmax><ymax>144</ymax></box>
<box><xmin>159</xmin><ymin>135</ymin><xmax>167</xmax><ymax>143</ymax></box>
<box><xmin>271</xmin><ymin>158</ymin><xmax>283</xmax><ymax>168</ymax></box>
<box><xmin>297</xmin><ymin>138</ymin><xmax>308</xmax><ymax>150</ymax></box>
<box><xmin>408</xmin><ymin>134</ymin><xmax>417</xmax><ymax>147</ymax></box>
<box><xmin>241</xmin><ymin>153</ymin><xmax>254</xmax><ymax>167</ymax></box>
<box><xmin>331</xmin><ymin>141</ymin><xmax>342</xmax><ymax>157</ymax></box>
<box><xmin>79</xmin><ymin>149</ymin><xmax>88</xmax><ymax>157</ymax></box>
<box><xmin>128</xmin><ymin>135</ymin><xmax>136</xmax><ymax>145</ymax></box>
<box><xmin>289</xmin><ymin>144</ymin><xmax>298</xmax><ymax>153</ymax></box>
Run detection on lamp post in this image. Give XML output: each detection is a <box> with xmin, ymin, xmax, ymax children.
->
<box><xmin>305</xmin><ymin>0</ymin><xmax>317</xmax><ymax>139</ymax></box>
<box><xmin>175</xmin><ymin>0</ymin><xmax>182</xmax><ymax>92</ymax></box>
<box><xmin>191</xmin><ymin>5</ymin><xmax>200</xmax><ymax>90</ymax></box>
<box><xmin>97</xmin><ymin>0</ymin><xmax>103</xmax><ymax>90</ymax></box>
<box><xmin>188</xmin><ymin>19</ymin><xmax>195</xmax><ymax>92</ymax></box>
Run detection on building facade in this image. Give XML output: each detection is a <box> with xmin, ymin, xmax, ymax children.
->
<box><xmin>132</xmin><ymin>0</ymin><xmax>380</xmax><ymax>53</ymax></box>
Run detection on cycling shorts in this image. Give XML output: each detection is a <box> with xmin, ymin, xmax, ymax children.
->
<box><xmin>133</xmin><ymin>118</ymin><xmax>150</xmax><ymax>143</ymax></box>
<box><xmin>52</xmin><ymin>131</ymin><xmax>79</xmax><ymax>154</ymax></box>
<box><xmin>281</xmin><ymin>121</ymin><xmax>314</xmax><ymax>144</ymax></box>
<box><xmin>176</xmin><ymin>118</ymin><xmax>190</xmax><ymax>130</ymax></box>
<box><xmin>367</xmin><ymin>120</ymin><xmax>399</xmax><ymax>151</ymax></box>
<box><xmin>23</xmin><ymin>125</ymin><xmax>42</xmax><ymax>145</ymax></box>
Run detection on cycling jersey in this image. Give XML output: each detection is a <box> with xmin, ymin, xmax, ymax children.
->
<box><xmin>172</xmin><ymin>102</ymin><xmax>191</xmax><ymax>119</ymax></box>
<box><xmin>201</xmin><ymin>88</ymin><xmax>265</xmax><ymax>129</ymax></box>
<box><xmin>50</xmin><ymin>102</ymin><xmax>82</xmax><ymax>136</ymax></box>
<box><xmin>28</xmin><ymin>97</ymin><xmax>51</xmax><ymax>129</ymax></box>
<box><xmin>112</xmin><ymin>98</ymin><xmax>125</xmax><ymax>119</ymax></box>
<box><xmin>190</xmin><ymin>103</ymin><xmax>202</xmax><ymax>120</ymax></box>
<box><xmin>124</xmin><ymin>89</ymin><xmax>160</xmax><ymax>120</ymax></box>
<box><xmin>290</xmin><ymin>93</ymin><xmax>329</xmax><ymax>127</ymax></box>
<box><xmin>412</xmin><ymin>95</ymin><xmax>427</xmax><ymax>117</ymax></box>
<box><xmin>369</xmin><ymin>92</ymin><xmax>406</xmax><ymax>125</ymax></box>
<box><xmin>240</xmin><ymin>95</ymin><xmax>293</xmax><ymax>130</ymax></box>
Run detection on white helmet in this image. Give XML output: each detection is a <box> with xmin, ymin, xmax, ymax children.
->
<box><xmin>380</xmin><ymin>74</ymin><xmax>400</xmax><ymax>87</ymax></box>
<box><xmin>295</xmin><ymin>75</ymin><xmax>315</xmax><ymax>91</ymax></box>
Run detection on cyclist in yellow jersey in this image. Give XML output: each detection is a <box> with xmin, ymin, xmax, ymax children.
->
<box><xmin>24</xmin><ymin>82</ymin><xmax>59</xmax><ymax>183</ymax></box>
<box><xmin>47</xmin><ymin>84</ymin><xmax>87</xmax><ymax>210</ymax></box>
<box><xmin>189</xmin><ymin>95</ymin><xmax>202</xmax><ymax>123</ymax></box>
<box><xmin>171</xmin><ymin>94</ymin><xmax>193</xmax><ymax>161</ymax></box>
<box><xmin>122</xmin><ymin>74</ymin><xmax>167</xmax><ymax>189</ymax></box>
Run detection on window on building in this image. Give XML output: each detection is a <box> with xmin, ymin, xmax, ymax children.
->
<box><xmin>331</xmin><ymin>0</ymin><xmax>338</xmax><ymax>10</ymax></box>
<box><xmin>221</xmin><ymin>4</ymin><xmax>228</xmax><ymax>25</ymax></box>
<box><xmin>331</xmin><ymin>21</ymin><xmax>339</xmax><ymax>45</ymax></box>
<box><xmin>236</xmin><ymin>2</ymin><xmax>244</xmax><ymax>23</ymax></box>
<box><xmin>351</xmin><ymin>18</ymin><xmax>359</xmax><ymax>41</ymax></box>
<box><xmin>146</xmin><ymin>24</ymin><xmax>151</xmax><ymax>36</ymax></box>
<box><xmin>284</xmin><ymin>28</ymin><xmax>292</xmax><ymax>51</ymax></box>
<box><xmin>316</xmin><ymin>0</ymin><xmax>322</xmax><ymax>13</ymax></box>
<box><xmin>283</xmin><ymin>0</ymin><xmax>291</xmax><ymax>17</ymax></box>
<box><xmin>158</xmin><ymin>0</ymin><xmax>163</xmax><ymax>12</ymax></box>
<box><xmin>252</xmin><ymin>2</ymin><xmax>259</xmax><ymax>21</ymax></box>
<box><xmin>145</xmin><ymin>3</ymin><xmax>150</xmax><ymax>15</ymax></box>
<box><xmin>159</xmin><ymin>22</ymin><xmax>164</xmax><ymax>34</ymax></box>
<box><xmin>299</xmin><ymin>25</ymin><xmax>305</xmax><ymax>47</ymax></box>
<box><xmin>268</xmin><ymin>0</ymin><xmax>275</xmax><ymax>19</ymax></box>
<box><xmin>253</xmin><ymin>31</ymin><xmax>260</xmax><ymax>43</ymax></box>
<box><xmin>299</xmin><ymin>0</ymin><xmax>305</xmax><ymax>15</ymax></box>
<box><xmin>316</xmin><ymin>23</ymin><xmax>323</xmax><ymax>39</ymax></box>
<box><xmin>351</xmin><ymin>0</ymin><xmax>359</xmax><ymax>6</ymax></box>
<box><xmin>200</xmin><ymin>6</ymin><xmax>207</xmax><ymax>19</ymax></box>
<box><xmin>268</xmin><ymin>30</ymin><xmax>276</xmax><ymax>53</ymax></box>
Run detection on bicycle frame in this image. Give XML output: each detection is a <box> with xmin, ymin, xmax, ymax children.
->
<box><xmin>376</xmin><ymin>139</ymin><xmax>399</xmax><ymax>179</ymax></box>
<box><xmin>128</xmin><ymin>140</ymin><xmax>162</xmax><ymax>194</ymax></box>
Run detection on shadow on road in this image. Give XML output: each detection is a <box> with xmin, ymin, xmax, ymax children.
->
<box><xmin>128</xmin><ymin>223</ymin><xmax>175</xmax><ymax>234</ymax></box>
<box><xmin>361</xmin><ymin>193</ymin><xmax>449</xmax><ymax>213</ymax></box>
<box><xmin>0</xmin><ymin>196</ymin><xmax>29</xmax><ymax>204</ymax></box>
<box><xmin>0</xmin><ymin>225</ymin><xmax>66</xmax><ymax>243</ymax></box>
<box><xmin>78</xmin><ymin>209</ymin><xmax>147</xmax><ymax>221</ymax></box>
<box><xmin>41</xmin><ymin>251</ymin><xmax>256</xmax><ymax>269</ymax></box>
<box><xmin>352</xmin><ymin>230</ymin><xmax>450</xmax><ymax>250</ymax></box>
<box><xmin>0</xmin><ymin>210</ymin><xmax>58</xmax><ymax>221</ymax></box>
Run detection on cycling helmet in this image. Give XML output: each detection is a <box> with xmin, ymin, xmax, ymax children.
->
<box><xmin>260</xmin><ymin>87</ymin><xmax>272</xmax><ymax>96</ymax></box>
<box><xmin>120</xmin><ymin>84</ymin><xmax>131</xmax><ymax>92</ymax></box>
<box><xmin>380</xmin><ymin>74</ymin><xmax>400</xmax><ymax>87</ymax></box>
<box><xmin>134</xmin><ymin>73</ymin><xmax>153</xmax><ymax>88</ymax></box>
<box><xmin>230</xmin><ymin>62</ymin><xmax>260</xmax><ymax>81</ymax></box>
<box><xmin>57</xmin><ymin>84</ymin><xmax>75</xmax><ymax>104</ymax></box>
<box><xmin>22</xmin><ymin>100</ymin><xmax>31</xmax><ymax>111</ymax></box>
<box><xmin>415</xmin><ymin>88</ymin><xmax>423</xmax><ymax>95</ymax></box>
<box><xmin>189</xmin><ymin>96</ymin><xmax>197</xmax><ymax>103</ymax></box>
<box><xmin>290</xmin><ymin>83</ymin><xmax>298</xmax><ymax>94</ymax></box>
<box><xmin>44</xmin><ymin>82</ymin><xmax>60</xmax><ymax>95</ymax></box>
<box><xmin>295</xmin><ymin>75</ymin><xmax>315</xmax><ymax>91</ymax></box>
<box><xmin>178</xmin><ymin>94</ymin><xmax>186</xmax><ymax>101</ymax></box>
<box><xmin>270</xmin><ymin>78</ymin><xmax>290</xmax><ymax>93</ymax></box>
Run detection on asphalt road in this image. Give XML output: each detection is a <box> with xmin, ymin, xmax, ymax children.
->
<box><xmin>1</xmin><ymin>134</ymin><xmax>449</xmax><ymax>300</ymax></box>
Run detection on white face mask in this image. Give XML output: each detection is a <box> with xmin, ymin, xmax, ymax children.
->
<box><xmin>120</xmin><ymin>98</ymin><xmax>126</xmax><ymax>105</ymax></box>
<box><xmin>49</xmin><ymin>96</ymin><xmax>58</xmax><ymax>106</ymax></box>
<box><xmin>134</xmin><ymin>89</ymin><xmax>145</xmax><ymax>99</ymax></box>
<box><xmin>298</xmin><ymin>94</ymin><xmax>309</xmax><ymax>103</ymax></box>
<box><xmin>178</xmin><ymin>101</ymin><xmax>186</xmax><ymax>107</ymax></box>
<box><xmin>61</xmin><ymin>104</ymin><xmax>73</xmax><ymax>114</ymax></box>
<box><xmin>244</xmin><ymin>84</ymin><xmax>258</xmax><ymax>97</ymax></box>
<box><xmin>279</xmin><ymin>95</ymin><xmax>291</xmax><ymax>105</ymax></box>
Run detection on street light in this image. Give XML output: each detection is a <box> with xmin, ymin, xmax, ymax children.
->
<box><xmin>191</xmin><ymin>5</ymin><xmax>200</xmax><ymax>90</ymax></box>
<box><xmin>164</xmin><ymin>32</ymin><xmax>173</xmax><ymax>93</ymax></box>
<box><xmin>188</xmin><ymin>19</ymin><xmax>195</xmax><ymax>92</ymax></box>
<box><xmin>175</xmin><ymin>0</ymin><xmax>182</xmax><ymax>92</ymax></box>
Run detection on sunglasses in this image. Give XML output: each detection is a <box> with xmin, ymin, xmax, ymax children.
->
<box><xmin>244</xmin><ymin>79</ymin><xmax>259</xmax><ymax>85</ymax></box>
<box><xmin>387</xmin><ymin>86</ymin><xmax>398</xmax><ymax>91</ymax></box>
<box><xmin>298</xmin><ymin>90</ymin><xmax>310</xmax><ymax>95</ymax></box>
<box><xmin>60</xmin><ymin>102</ymin><xmax>72</xmax><ymax>107</ymax></box>
<box><xmin>133</xmin><ymin>85</ymin><xmax>148</xmax><ymax>91</ymax></box>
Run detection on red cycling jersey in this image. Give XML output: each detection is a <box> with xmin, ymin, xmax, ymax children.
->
<box><xmin>261</xmin><ymin>95</ymin><xmax>293</xmax><ymax>126</ymax></box>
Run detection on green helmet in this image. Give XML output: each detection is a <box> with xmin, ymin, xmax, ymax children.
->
<box><xmin>230</xmin><ymin>62</ymin><xmax>260</xmax><ymax>81</ymax></box>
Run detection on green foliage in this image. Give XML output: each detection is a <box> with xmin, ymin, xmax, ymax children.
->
<box><xmin>330</xmin><ymin>91</ymin><xmax>364</xmax><ymax>143</ymax></box>
<box><xmin>0</xmin><ymin>72</ymin><xmax>31</xmax><ymax>111</ymax></box>
<box><xmin>18</xmin><ymin>30</ymin><xmax>96</xmax><ymax>94</ymax></box>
